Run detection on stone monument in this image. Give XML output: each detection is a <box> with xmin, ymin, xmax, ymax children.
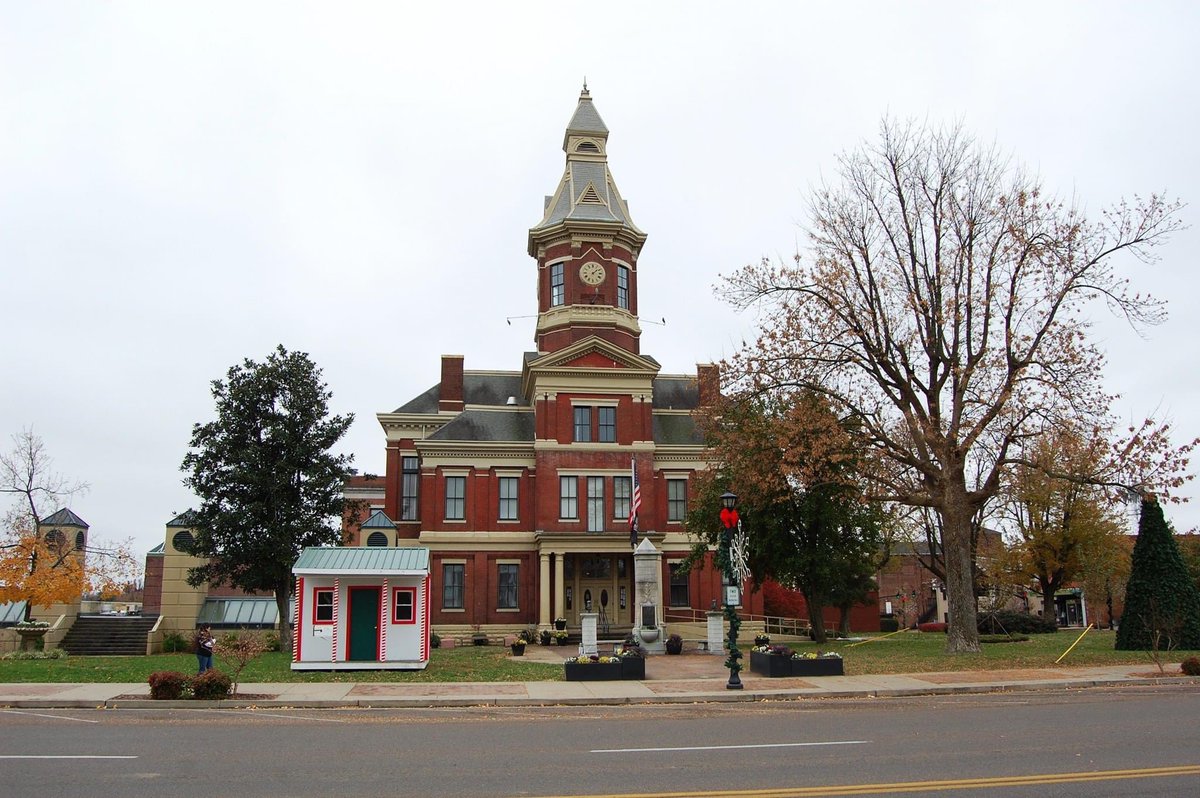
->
<box><xmin>633</xmin><ymin>537</ymin><xmax>665</xmax><ymax>653</ymax></box>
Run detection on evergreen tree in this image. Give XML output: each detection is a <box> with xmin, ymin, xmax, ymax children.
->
<box><xmin>181</xmin><ymin>346</ymin><xmax>356</xmax><ymax>655</ymax></box>
<box><xmin>1115</xmin><ymin>499</ymin><xmax>1200</xmax><ymax>650</ymax></box>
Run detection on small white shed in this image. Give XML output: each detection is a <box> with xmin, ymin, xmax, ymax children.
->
<box><xmin>291</xmin><ymin>546</ymin><xmax>430</xmax><ymax>671</ymax></box>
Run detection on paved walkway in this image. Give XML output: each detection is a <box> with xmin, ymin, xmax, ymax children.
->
<box><xmin>1</xmin><ymin>651</ymin><xmax>1194</xmax><ymax>709</ymax></box>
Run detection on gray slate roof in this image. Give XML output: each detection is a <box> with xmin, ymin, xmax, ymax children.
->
<box><xmin>429</xmin><ymin>409</ymin><xmax>535</xmax><ymax>442</ymax></box>
<box><xmin>293</xmin><ymin>546</ymin><xmax>429</xmax><ymax>575</ymax></box>
<box><xmin>394</xmin><ymin>373</ymin><xmax>524</xmax><ymax>413</ymax></box>
<box><xmin>41</xmin><ymin>508</ymin><xmax>87</xmax><ymax>528</ymax></box>
<box><xmin>565</xmin><ymin>88</ymin><xmax>608</xmax><ymax>136</ymax></box>
<box><xmin>652</xmin><ymin>376</ymin><xmax>699</xmax><ymax>410</ymax></box>
<box><xmin>531</xmin><ymin>91</ymin><xmax>644</xmax><ymax>237</ymax></box>
<box><xmin>653</xmin><ymin>414</ymin><xmax>704</xmax><ymax>446</ymax></box>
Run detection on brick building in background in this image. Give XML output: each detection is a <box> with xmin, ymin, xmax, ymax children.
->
<box><xmin>353</xmin><ymin>87</ymin><xmax>765</xmax><ymax>638</ymax></box>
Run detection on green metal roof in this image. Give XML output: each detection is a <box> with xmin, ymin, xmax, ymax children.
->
<box><xmin>293</xmin><ymin>546</ymin><xmax>429</xmax><ymax>575</ymax></box>
<box><xmin>360</xmin><ymin>509</ymin><xmax>396</xmax><ymax>529</ymax></box>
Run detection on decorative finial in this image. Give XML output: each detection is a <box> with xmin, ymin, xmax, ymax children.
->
<box><xmin>583</xmin><ymin>77</ymin><xmax>588</xmax><ymax>92</ymax></box>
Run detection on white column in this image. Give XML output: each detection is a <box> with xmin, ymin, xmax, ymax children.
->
<box><xmin>554</xmin><ymin>553</ymin><xmax>566</xmax><ymax>623</ymax></box>
<box><xmin>539</xmin><ymin>552</ymin><xmax>551</xmax><ymax>627</ymax></box>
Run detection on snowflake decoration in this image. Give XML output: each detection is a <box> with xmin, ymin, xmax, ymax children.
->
<box><xmin>731</xmin><ymin>520</ymin><xmax>750</xmax><ymax>583</ymax></box>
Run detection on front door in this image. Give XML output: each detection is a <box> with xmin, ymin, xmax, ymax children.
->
<box><xmin>347</xmin><ymin>587</ymin><xmax>380</xmax><ymax>661</ymax></box>
<box><xmin>572</xmin><ymin>555</ymin><xmax>631</xmax><ymax>627</ymax></box>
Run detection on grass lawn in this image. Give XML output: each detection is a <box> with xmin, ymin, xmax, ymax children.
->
<box><xmin>0</xmin><ymin>630</ymin><xmax>1192</xmax><ymax>683</ymax></box>
<box><xmin>817</xmin><ymin>629</ymin><xmax>1197</xmax><ymax>675</ymax></box>
<box><xmin>0</xmin><ymin>646</ymin><xmax>562</xmax><ymax>684</ymax></box>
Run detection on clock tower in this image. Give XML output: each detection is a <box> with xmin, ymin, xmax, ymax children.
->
<box><xmin>528</xmin><ymin>86</ymin><xmax>647</xmax><ymax>355</ymax></box>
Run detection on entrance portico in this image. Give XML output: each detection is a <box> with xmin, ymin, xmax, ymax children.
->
<box><xmin>537</xmin><ymin>535</ymin><xmax>661</xmax><ymax>628</ymax></box>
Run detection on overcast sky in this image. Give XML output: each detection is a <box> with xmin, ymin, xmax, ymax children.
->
<box><xmin>3</xmin><ymin>2</ymin><xmax>1198</xmax><ymax>564</ymax></box>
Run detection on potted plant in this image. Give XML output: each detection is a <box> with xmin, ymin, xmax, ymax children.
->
<box><xmin>563</xmin><ymin>654</ymin><xmax>623</xmax><ymax>681</ymax></box>
<box><xmin>753</xmin><ymin>632</ymin><xmax>771</xmax><ymax>647</ymax></box>
<box><xmin>554</xmin><ymin>617</ymin><xmax>567</xmax><ymax>631</ymax></box>
<box><xmin>552</xmin><ymin>630</ymin><xmax>569</xmax><ymax>645</ymax></box>
<box><xmin>510</xmin><ymin>635</ymin><xmax>528</xmax><ymax>656</ymax></box>
<box><xmin>665</xmin><ymin>633</ymin><xmax>683</xmax><ymax>655</ymax></box>
<box><xmin>539</xmin><ymin>629</ymin><xmax>552</xmax><ymax>646</ymax></box>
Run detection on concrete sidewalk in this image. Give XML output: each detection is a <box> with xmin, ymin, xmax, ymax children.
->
<box><xmin>1</xmin><ymin>653</ymin><xmax>1195</xmax><ymax>710</ymax></box>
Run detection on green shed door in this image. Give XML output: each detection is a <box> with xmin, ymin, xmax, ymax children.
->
<box><xmin>347</xmin><ymin>587</ymin><xmax>381</xmax><ymax>662</ymax></box>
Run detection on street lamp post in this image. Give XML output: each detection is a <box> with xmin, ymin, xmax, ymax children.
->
<box><xmin>719</xmin><ymin>491</ymin><xmax>742</xmax><ymax>690</ymax></box>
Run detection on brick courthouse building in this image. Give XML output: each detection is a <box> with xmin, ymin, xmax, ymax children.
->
<box><xmin>353</xmin><ymin>87</ymin><xmax>766</xmax><ymax>638</ymax></box>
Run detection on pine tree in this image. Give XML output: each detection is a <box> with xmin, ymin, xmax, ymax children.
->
<box><xmin>1115</xmin><ymin>499</ymin><xmax>1200</xmax><ymax>650</ymax></box>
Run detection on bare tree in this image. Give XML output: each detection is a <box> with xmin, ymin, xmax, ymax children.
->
<box><xmin>724</xmin><ymin>119</ymin><xmax>1185</xmax><ymax>653</ymax></box>
<box><xmin>1</xmin><ymin>429</ymin><xmax>136</xmax><ymax>621</ymax></box>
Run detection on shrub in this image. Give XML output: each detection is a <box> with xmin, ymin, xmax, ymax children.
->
<box><xmin>879</xmin><ymin>617</ymin><xmax>900</xmax><ymax>633</ymax></box>
<box><xmin>1181</xmin><ymin>656</ymin><xmax>1200</xmax><ymax>676</ymax></box>
<box><xmin>213</xmin><ymin>631</ymin><xmax>268</xmax><ymax>696</ymax></box>
<box><xmin>917</xmin><ymin>622</ymin><xmax>947</xmax><ymax>633</ymax></box>
<box><xmin>430</xmin><ymin>632</ymin><xmax>441</xmax><ymax>649</ymax></box>
<box><xmin>191</xmin><ymin>669</ymin><xmax>232</xmax><ymax>700</ymax></box>
<box><xmin>977</xmin><ymin>610</ymin><xmax>1058</xmax><ymax>635</ymax></box>
<box><xmin>261</xmin><ymin>631</ymin><xmax>281</xmax><ymax>652</ymax></box>
<box><xmin>162</xmin><ymin>631</ymin><xmax>188</xmax><ymax>653</ymax></box>
<box><xmin>148</xmin><ymin>670</ymin><xmax>190</xmax><ymax>700</ymax></box>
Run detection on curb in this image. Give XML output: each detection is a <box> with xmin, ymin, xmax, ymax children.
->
<box><xmin>3</xmin><ymin>675</ymin><xmax>1194</xmax><ymax>711</ymax></box>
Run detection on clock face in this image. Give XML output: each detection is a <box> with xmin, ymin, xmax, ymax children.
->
<box><xmin>579</xmin><ymin>262</ymin><xmax>606</xmax><ymax>286</ymax></box>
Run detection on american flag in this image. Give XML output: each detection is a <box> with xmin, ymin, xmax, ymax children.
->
<box><xmin>629</xmin><ymin>459</ymin><xmax>641</xmax><ymax>547</ymax></box>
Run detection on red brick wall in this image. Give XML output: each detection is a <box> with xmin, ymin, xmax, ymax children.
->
<box><xmin>142</xmin><ymin>554</ymin><xmax>163</xmax><ymax>615</ymax></box>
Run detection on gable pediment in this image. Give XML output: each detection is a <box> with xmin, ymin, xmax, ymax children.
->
<box><xmin>527</xmin><ymin>336</ymin><xmax>659</xmax><ymax>373</ymax></box>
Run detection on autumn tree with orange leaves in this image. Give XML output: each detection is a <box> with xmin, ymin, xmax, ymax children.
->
<box><xmin>997</xmin><ymin>426</ymin><xmax>1126</xmax><ymax>629</ymax></box>
<box><xmin>723</xmin><ymin>119</ymin><xmax>1192</xmax><ymax>653</ymax></box>
<box><xmin>0</xmin><ymin>430</ymin><xmax>137</xmax><ymax>622</ymax></box>
<box><xmin>687</xmin><ymin>391</ymin><xmax>890</xmax><ymax>644</ymax></box>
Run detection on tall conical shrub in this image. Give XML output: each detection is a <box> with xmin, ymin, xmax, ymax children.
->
<box><xmin>1115</xmin><ymin>499</ymin><xmax>1200</xmax><ymax>650</ymax></box>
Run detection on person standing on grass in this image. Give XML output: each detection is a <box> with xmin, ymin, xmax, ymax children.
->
<box><xmin>195</xmin><ymin>624</ymin><xmax>214</xmax><ymax>673</ymax></box>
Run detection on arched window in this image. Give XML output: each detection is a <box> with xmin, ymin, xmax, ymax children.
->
<box><xmin>172</xmin><ymin>530</ymin><xmax>195</xmax><ymax>553</ymax></box>
<box><xmin>576</xmin><ymin>141</ymin><xmax>600</xmax><ymax>153</ymax></box>
<box><xmin>74</xmin><ymin>530</ymin><xmax>86</xmax><ymax>550</ymax></box>
<box><xmin>44</xmin><ymin>530</ymin><xmax>66</xmax><ymax>551</ymax></box>
<box><xmin>366</xmin><ymin>531</ymin><xmax>388</xmax><ymax>547</ymax></box>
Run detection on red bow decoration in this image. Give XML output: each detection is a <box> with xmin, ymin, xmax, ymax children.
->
<box><xmin>720</xmin><ymin>507</ymin><xmax>739</xmax><ymax>529</ymax></box>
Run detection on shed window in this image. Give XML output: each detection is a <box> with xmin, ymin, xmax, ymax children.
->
<box><xmin>392</xmin><ymin>588</ymin><xmax>416</xmax><ymax>624</ymax></box>
<box><xmin>313</xmin><ymin>588</ymin><xmax>334</xmax><ymax>624</ymax></box>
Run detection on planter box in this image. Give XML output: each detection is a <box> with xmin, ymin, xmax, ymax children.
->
<box><xmin>790</xmin><ymin>657</ymin><xmax>844</xmax><ymax>677</ymax></box>
<box><xmin>619</xmin><ymin>657</ymin><xmax>645</xmax><ymax>680</ymax></box>
<box><xmin>750</xmin><ymin>651</ymin><xmax>844</xmax><ymax>677</ymax></box>
<box><xmin>750</xmin><ymin>650</ymin><xmax>794</xmax><ymax>677</ymax></box>
<box><xmin>564</xmin><ymin>661</ymin><xmax>623</xmax><ymax>681</ymax></box>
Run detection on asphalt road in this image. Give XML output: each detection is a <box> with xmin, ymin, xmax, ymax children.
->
<box><xmin>2</xmin><ymin>686</ymin><xmax>1198</xmax><ymax>797</ymax></box>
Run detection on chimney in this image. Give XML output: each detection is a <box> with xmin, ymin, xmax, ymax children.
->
<box><xmin>697</xmin><ymin>363</ymin><xmax>720</xmax><ymax>407</ymax></box>
<box><xmin>439</xmin><ymin>355</ymin><xmax>465</xmax><ymax>412</ymax></box>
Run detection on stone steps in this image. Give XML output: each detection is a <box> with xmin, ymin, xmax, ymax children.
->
<box><xmin>60</xmin><ymin>616</ymin><xmax>157</xmax><ymax>656</ymax></box>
